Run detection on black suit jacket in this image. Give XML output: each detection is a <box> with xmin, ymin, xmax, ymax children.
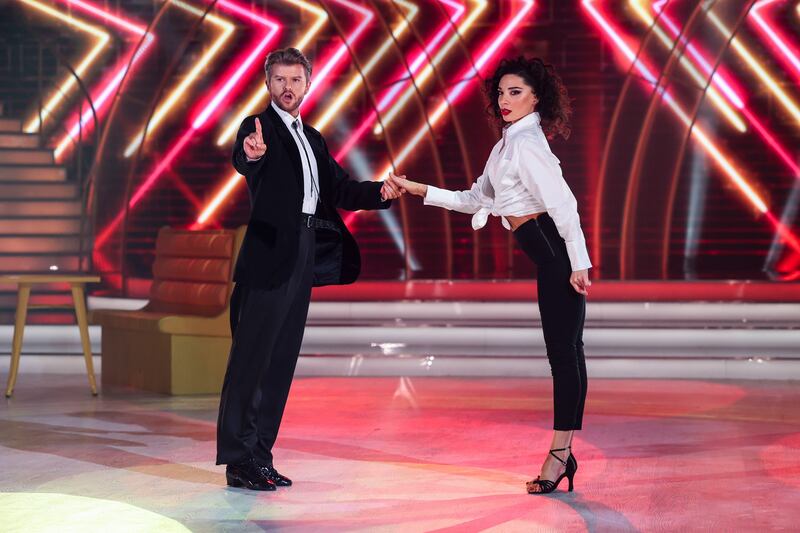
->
<box><xmin>231</xmin><ymin>104</ymin><xmax>391</xmax><ymax>289</ymax></box>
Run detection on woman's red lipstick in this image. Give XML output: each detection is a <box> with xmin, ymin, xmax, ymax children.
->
<box><xmin>501</xmin><ymin>109</ymin><xmax>511</xmax><ymax>116</ymax></box>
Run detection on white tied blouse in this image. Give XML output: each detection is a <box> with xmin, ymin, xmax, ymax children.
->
<box><xmin>423</xmin><ymin>111</ymin><xmax>592</xmax><ymax>272</ymax></box>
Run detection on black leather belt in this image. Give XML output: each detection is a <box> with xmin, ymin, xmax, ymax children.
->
<box><xmin>300</xmin><ymin>213</ymin><xmax>339</xmax><ymax>231</ymax></box>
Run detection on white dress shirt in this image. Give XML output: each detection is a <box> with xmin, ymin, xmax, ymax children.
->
<box><xmin>271</xmin><ymin>100</ymin><xmax>320</xmax><ymax>214</ymax></box>
<box><xmin>424</xmin><ymin>111</ymin><xmax>592</xmax><ymax>271</ymax></box>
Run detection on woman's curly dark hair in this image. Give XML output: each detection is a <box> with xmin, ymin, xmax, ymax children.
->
<box><xmin>483</xmin><ymin>56</ymin><xmax>572</xmax><ymax>140</ymax></box>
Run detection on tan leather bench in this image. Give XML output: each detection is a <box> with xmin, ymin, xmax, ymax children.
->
<box><xmin>94</xmin><ymin>226</ymin><xmax>244</xmax><ymax>395</ymax></box>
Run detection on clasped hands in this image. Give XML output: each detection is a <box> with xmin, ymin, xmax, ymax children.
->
<box><xmin>380</xmin><ymin>171</ymin><xmax>423</xmax><ymax>202</ymax></box>
<box><xmin>382</xmin><ymin>171</ymin><xmax>427</xmax><ymax>202</ymax></box>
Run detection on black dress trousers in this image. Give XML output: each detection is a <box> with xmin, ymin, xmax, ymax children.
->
<box><xmin>216</xmin><ymin>223</ymin><xmax>315</xmax><ymax>465</ymax></box>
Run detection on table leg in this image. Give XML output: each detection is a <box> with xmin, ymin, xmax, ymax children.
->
<box><xmin>5</xmin><ymin>284</ymin><xmax>31</xmax><ymax>398</ymax></box>
<box><xmin>71</xmin><ymin>284</ymin><xmax>98</xmax><ymax>396</ymax></box>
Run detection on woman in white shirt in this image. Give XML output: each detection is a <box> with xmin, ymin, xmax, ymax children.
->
<box><xmin>388</xmin><ymin>57</ymin><xmax>591</xmax><ymax>495</ymax></box>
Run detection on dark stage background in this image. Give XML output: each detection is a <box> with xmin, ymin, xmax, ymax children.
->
<box><xmin>2</xmin><ymin>0</ymin><xmax>799</xmax><ymax>295</ymax></box>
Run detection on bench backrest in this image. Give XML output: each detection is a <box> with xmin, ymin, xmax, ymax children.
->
<box><xmin>146</xmin><ymin>226</ymin><xmax>244</xmax><ymax>316</ymax></box>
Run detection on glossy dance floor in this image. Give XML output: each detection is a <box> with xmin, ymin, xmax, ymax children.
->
<box><xmin>1</xmin><ymin>375</ymin><xmax>799</xmax><ymax>531</ymax></box>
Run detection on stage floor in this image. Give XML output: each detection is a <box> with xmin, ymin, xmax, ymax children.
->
<box><xmin>1</xmin><ymin>375</ymin><xmax>799</xmax><ymax>532</ymax></box>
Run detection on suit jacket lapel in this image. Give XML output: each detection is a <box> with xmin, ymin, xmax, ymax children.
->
<box><xmin>265</xmin><ymin>105</ymin><xmax>303</xmax><ymax>189</ymax></box>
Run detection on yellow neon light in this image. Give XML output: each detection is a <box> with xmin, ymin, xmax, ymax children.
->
<box><xmin>200</xmin><ymin>0</ymin><xmax>416</xmax><ymax>223</ymax></box>
<box><xmin>708</xmin><ymin>10</ymin><xmax>800</xmax><ymax>125</ymax></box>
<box><xmin>123</xmin><ymin>0</ymin><xmax>234</xmax><ymax>157</ymax></box>
<box><xmin>374</xmin><ymin>0</ymin><xmax>488</xmax><ymax>134</ymax></box>
<box><xmin>629</xmin><ymin>0</ymin><xmax>746</xmax><ymax>132</ymax></box>
<box><xmin>313</xmin><ymin>0</ymin><xmax>419</xmax><ymax>133</ymax></box>
<box><xmin>20</xmin><ymin>0</ymin><xmax>110</xmax><ymax>133</ymax></box>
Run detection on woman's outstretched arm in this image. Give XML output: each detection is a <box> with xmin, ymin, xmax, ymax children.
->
<box><xmin>388</xmin><ymin>172</ymin><xmax>493</xmax><ymax>215</ymax></box>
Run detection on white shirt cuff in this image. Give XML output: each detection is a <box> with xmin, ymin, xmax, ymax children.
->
<box><xmin>565</xmin><ymin>239</ymin><xmax>592</xmax><ymax>272</ymax></box>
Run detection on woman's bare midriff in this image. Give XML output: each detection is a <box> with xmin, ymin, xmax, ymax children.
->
<box><xmin>506</xmin><ymin>212</ymin><xmax>545</xmax><ymax>231</ymax></box>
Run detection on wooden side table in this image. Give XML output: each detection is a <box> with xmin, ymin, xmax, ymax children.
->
<box><xmin>1</xmin><ymin>274</ymin><xmax>101</xmax><ymax>397</ymax></box>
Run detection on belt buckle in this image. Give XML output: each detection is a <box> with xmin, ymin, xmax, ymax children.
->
<box><xmin>306</xmin><ymin>215</ymin><xmax>313</xmax><ymax>228</ymax></box>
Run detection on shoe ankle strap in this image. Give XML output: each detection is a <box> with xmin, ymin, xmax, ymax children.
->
<box><xmin>548</xmin><ymin>446</ymin><xmax>571</xmax><ymax>466</ymax></box>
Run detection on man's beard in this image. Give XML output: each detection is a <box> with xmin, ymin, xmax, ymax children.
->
<box><xmin>274</xmin><ymin>91</ymin><xmax>303</xmax><ymax>114</ymax></box>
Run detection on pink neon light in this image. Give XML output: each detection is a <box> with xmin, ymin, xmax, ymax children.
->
<box><xmin>53</xmin><ymin>0</ymin><xmax>152</xmax><ymax>160</ymax></box>
<box><xmin>189</xmin><ymin>0</ymin><xmax>374</xmax><ymax>229</ymax></box>
<box><xmin>300</xmin><ymin>0</ymin><xmax>373</xmax><ymax>112</ymax></box>
<box><xmin>375</xmin><ymin>0</ymin><xmax>465</xmax><ymax>111</ymax></box>
<box><xmin>766</xmin><ymin>211</ymin><xmax>800</xmax><ymax>254</ymax></box>
<box><xmin>652</xmin><ymin>0</ymin><xmax>669</xmax><ymax>11</ymax></box>
<box><xmin>94</xmin><ymin>132</ymin><xmax>193</xmax><ymax>248</ymax></box>
<box><xmin>60</xmin><ymin>38</ymin><xmax>154</xmax><ymax>154</ymax></box>
<box><xmin>348</xmin><ymin>0</ymin><xmax>534</xmax><ymax>207</ymax></box>
<box><xmin>336</xmin><ymin>0</ymin><xmax>465</xmax><ymax>159</ymax></box>
<box><xmin>193</xmin><ymin>4</ymin><xmax>281</xmax><ymax>128</ymax></box>
<box><xmin>66</xmin><ymin>0</ymin><xmax>147</xmax><ymax>34</ymax></box>
<box><xmin>442</xmin><ymin>1</ymin><xmax>535</xmax><ymax>107</ymax></box>
<box><xmin>653</xmin><ymin>5</ymin><xmax>745</xmax><ymax>108</ymax></box>
<box><xmin>95</xmin><ymin>1</ymin><xmax>281</xmax><ymax>250</ymax></box>
<box><xmin>653</xmin><ymin>3</ymin><xmax>799</xmax><ymax>179</ymax></box>
<box><xmin>582</xmin><ymin>0</ymin><xmax>800</xmax><ymax>256</ymax></box>
<box><xmin>750</xmin><ymin>0</ymin><xmax>800</xmax><ymax>85</ymax></box>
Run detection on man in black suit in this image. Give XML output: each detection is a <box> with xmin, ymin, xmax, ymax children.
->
<box><xmin>216</xmin><ymin>48</ymin><xmax>402</xmax><ymax>491</ymax></box>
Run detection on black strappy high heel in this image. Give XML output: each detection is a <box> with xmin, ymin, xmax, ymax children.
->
<box><xmin>526</xmin><ymin>446</ymin><xmax>577</xmax><ymax>494</ymax></box>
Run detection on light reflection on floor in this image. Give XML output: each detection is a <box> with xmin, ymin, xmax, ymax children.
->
<box><xmin>1</xmin><ymin>374</ymin><xmax>799</xmax><ymax>531</ymax></box>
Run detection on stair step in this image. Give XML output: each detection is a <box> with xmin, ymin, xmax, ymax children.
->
<box><xmin>0</xmin><ymin>235</ymin><xmax>84</xmax><ymax>253</ymax></box>
<box><xmin>0</xmin><ymin>148</ymin><xmax>53</xmax><ymax>164</ymax></box>
<box><xmin>0</xmin><ymin>200</ymin><xmax>82</xmax><ymax>216</ymax></box>
<box><xmin>0</xmin><ymin>254</ymin><xmax>84</xmax><ymax>272</ymax></box>
<box><xmin>0</xmin><ymin>217</ymin><xmax>82</xmax><ymax>234</ymax></box>
<box><xmin>0</xmin><ymin>182</ymin><xmax>78</xmax><ymax>199</ymax></box>
<box><xmin>0</xmin><ymin>133</ymin><xmax>39</xmax><ymax>148</ymax></box>
<box><xmin>0</xmin><ymin>118</ymin><xmax>23</xmax><ymax>133</ymax></box>
<box><xmin>0</xmin><ymin>165</ymin><xmax>66</xmax><ymax>181</ymax></box>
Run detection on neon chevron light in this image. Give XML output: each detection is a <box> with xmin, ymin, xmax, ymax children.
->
<box><xmin>634</xmin><ymin>0</ymin><xmax>800</xmax><ymax>179</ymax></box>
<box><xmin>750</xmin><ymin>0</ymin><xmax>800</xmax><ymax>85</ymax></box>
<box><xmin>123</xmin><ymin>0</ymin><xmax>235</xmax><ymax>158</ymax></box>
<box><xmin>334</xmin><ymin>0</ymin><xmax>480</xmax><ymax>159</ymax></box>
<box><xmin>583</xmin><ymin>0</ymin><xmax>768</xmax><ymax>212</ymax></box>
<box><xmin>313</xmin><ymin>0</ymin><xmax>422</xmax><ymax>133</ymax></box>
<box><xmin>370</xmin><ymin>0</ymin><xmax>535</xmax><ymax>183</ymax></box>
<box><xmin>53</xmin><ymin>0</ymin><xmax>153</xmax><ymax>159</ymax></box>
<box><xmin>19</xmin><ymin>0</ymin><xmax>109</xmax><ymax>133</ymax></box>
<box><xmin>582</xmin><ymin>0</ymin><xmax>800</xmax><ymax>258</ymax></box>
<box><xmin>214</xmin><ymin>0</ymin><xmax>328</xmax><ymax>146</ymax></box>
<box><xmin>707</xmin><ymin>9</ymin><xmax>800</xmax><ymax>125</ymax></box>
<box><xmin>629</xmin><ymin>0</ymin><xmax>745</xmax><ymax>132</ymax></box>
<box><xmin>196</xmin><ymin>0</ymin><xmax>373</xmax><ymax>225</ymax></box>
<box><xmin>95</xmin><ymin>0</ymin><xmax>280</xmax><ymax>249</ymax></box>
<box><xmin>371</xmin><ymin>0</ymin><xmax>487</xmax><ymax>136</ymax></box>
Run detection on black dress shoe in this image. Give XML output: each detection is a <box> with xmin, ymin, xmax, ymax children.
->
<box><xmin>258</xmin><ymin>464</ymin><xmax>292</xmax><ymax>487</ymax></box>
<box><xmin>226</xmin><ymin>459</ymin><xmax>277</xmax><ymax>491</ymax></box>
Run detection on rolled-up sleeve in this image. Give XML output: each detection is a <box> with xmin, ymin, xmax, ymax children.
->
<box><xmin>517</xmin><ymin>143</ymin><xmax>592</xmax><ymax>271</ymax></box>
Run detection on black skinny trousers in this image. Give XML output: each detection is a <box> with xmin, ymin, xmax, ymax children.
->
<box><xmin>513</xmin><ymin>213</ymin><xmax>587</xmax><ymax>431</ymax></box>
